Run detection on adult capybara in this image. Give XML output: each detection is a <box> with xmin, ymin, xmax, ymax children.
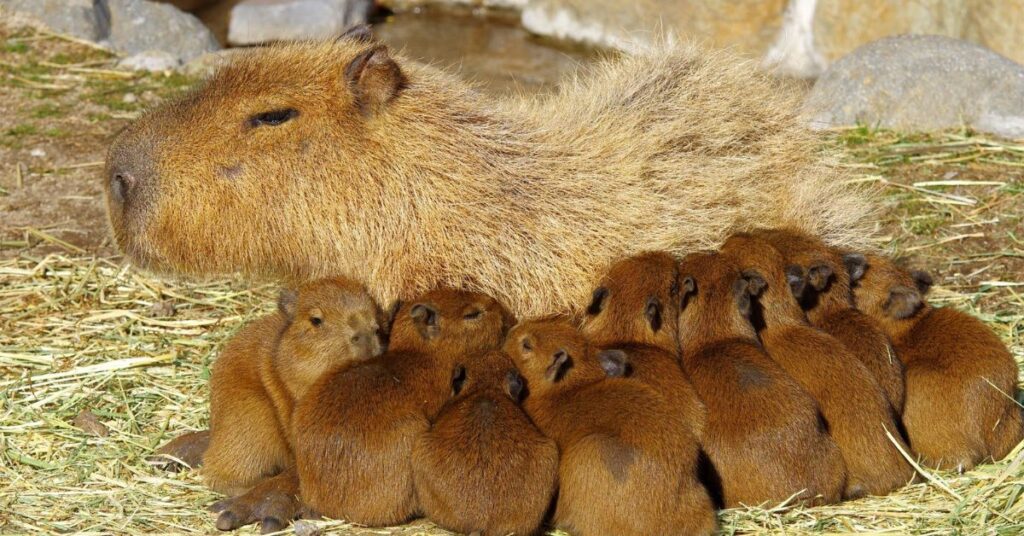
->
<box><xmin>721</xmin><ymin>235</ymin><xmax>915</xmax><ymax>498</ymax></box>
<box><xmin>203</xmin><ymin>277</ymin><xmax>382</xmax><ymax>495</ymax></box>
<box><xmin>676</xmin><ymin>251</ymin><xmax>846</xmax><ymax>507</ymax></box>
<box><xmin>290</xmin><ymin>289</ymin><xmax>511</xmax><ymax>526</ymax></box>
<box><xmin>411</xmin><ymin>350</ymin><xmax>558</xmax><ymax>536</ymax></box>
<box><xmin>505</xmin><ymin>317</ymin><xmax>717</xmax><ymax>536</ymax></box>
<box><xmin>104</xmin><ymin>25</ymin><xmax>873</xmax><ymax>317</ymax></box>
<box><xmin>753</xmin><ymin>228</ymin><xmax>906</xmax><ymax>413</ymax></box>
<box><xmin>852</xmin><ymin>255</ymin><xmax>1023</xmax><ymax>472</ymax></box>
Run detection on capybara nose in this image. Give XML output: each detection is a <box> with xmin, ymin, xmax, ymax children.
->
<box><xmin>109</xmin><ymin>170</ymin><xmax>136</xmax><ymax>205</ymax></box>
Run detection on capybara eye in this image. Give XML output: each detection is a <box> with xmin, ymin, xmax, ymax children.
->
<box><xmin>310</xmin><ymin>316</ymin><xmax>323</xmax><ymax>327</ymax></box>
<box><xmin>463</xmin><ymin>308</ymin><xmax>483</xmax><ymax>320</ymax></box>
<box><xmin>248</xmin><ymin>108</ymin><xmax>299</xmax><ymax>128</ymax></box>
<box><xmin>521</xmin><ymin>338</ymin><xmax>533</xmax><ymax>352</ymax></box>
<box><xmin>351</xmin><ymin>334</ymin><xmax>361</xmax><ymax>343</ymax></box>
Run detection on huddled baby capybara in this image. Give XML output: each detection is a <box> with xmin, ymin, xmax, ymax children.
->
<box><xmin>203</xmin><ymin>277</ymin><xmax>382</xmax><ymax>495</ymax></box>
<box><xmin>852</xmin><ymin>254</ymin><xmax>1023</xmax><ymax>471</ymax></box>
<box><xmin>506</xmin><ymin>317</ymin><xmax>717</xmax><ymax>536</ymax></box>
<box><xmin>752</xmin><ymin>228</ymin><xmax>906</xmax><ymax>414</ymax></box>
<box><xmin>411</xmin><ymin>350</ymin><xmax>558</xmax><ymax>536</ymax></box>
<box><xmin>676</xmin><ymin>251</ymin><xmax>846</xmax><ymax>507</ymax></box>
<box><xmin>290</xmin><ymin>289</ymin><xmax>512</xmax><ymax>526</ymax></box>
<box><xmin>721</xmin><ymin>234</ymin><xmax>915</xmax><ymax>498</ymax></box>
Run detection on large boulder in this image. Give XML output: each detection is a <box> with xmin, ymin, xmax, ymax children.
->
<box><xmin>805</xmin><ymin>35</ymin><xmax>1024</xmax><ymax>139</ymax></box>
<box><xmin>153</xmin><ymin>0</ymin><xmax>220</xmax><ymax>11</ymax></box>
<box><xmin>812</xmin><ymin>0</ymin><xmax>966</xmax><ymax>62</ymax></box>
<box><xmin>0</xmin><ymin>0</ymin><xmax>109</xmax><ymax>41</ymax></box>
<box><xmin>963</xmin><ymin>0</ymin><xmax>1024</xmax><ymax>67</ymax></box>
<box><xmin>227</xmin><ymin>0</ymin><xmax>373</xmax><ymax>45</ymax></box>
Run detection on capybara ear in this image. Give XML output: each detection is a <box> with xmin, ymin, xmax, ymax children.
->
<box><xmin>345</xmin><ymin>45</ymin><xmax>405</xmax><ymax>116</ymax></box>
<box><xmin>884</xmin><ymin>285</ymin><xmax>924</xmax><ymax>320</ymax></box>
<box><xmin>587</xmin><ymin>286</ymin><xmax>609</xmax><ymax>315</ymax></box>
<box><xmin>911</xmin><ymin>270</ymin><xmax>934</xmax><ymax>294</ymax></box>
<box><xmin>807</xmin><ymin>263</ymin><xmax>833</xmax><ymax>291</ymax></box>
<box><xmin>504</xmin><ymin>371</ymin><xmax>525</xmax><ymax>402</ymax></box>
<box><xmin>742</xmin><ymin>269</ymin><xmax>767</xmax><ymax>298</ymax></box>
<box><xmin>598</xmin><ymin>349</ymin><xmax>629</xmax><ymax>378</ymax></box>
<box><xmin>450</xmin><ymin>365</ymin><xmax>467</xmax><ymax>397</ymax></box>
<box><xmin>381</xmin><ymin>299</ymin><xmax>402</xmax><ymax>335</ymax></box>
<box><xmin>679</xmin><ymin>276</ymin><xmax>696</xmax><ymax>310</ymax></box>
<box><xmin>645</xmin><ymin>296</ymin><xmax>663</xmax><ymax>332</ymax></box>
<box><xmin>732</xmin><ymin>278</ymin><xmax>753</xmax><ymax>318</ymax></box>
<box><xmin>337</xmin><ymin>24</ymin><xmax>374</xmax><ymax>43</ymax></box>
<box><xmin>843</xmin><ymin>253</ymin><xmax>867</xmax><ymax>283</ymax></box>
<box><xmin>545</xmin><ymin>349</ymin><xmax>571</xmax><ymax>383</ymax></box>
<box><xmin>410</xmin><ymin>303</ymin><xmax>440</xmax><ymax>339</ymax></box>
<box><xmin>784</xmin><ymin>265</ymin><xmax>806</xmax><ymax>299</ymax></box>
<box><xmin>277</xmin><ymin>289</ymin><xmax>298</xmax><ymax>319</ymax></box>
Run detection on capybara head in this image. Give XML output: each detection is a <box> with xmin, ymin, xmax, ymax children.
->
<box><xmin>676</xmin><ymin>251</ymin><xmax>760</xmax><ymax>352</ymax></box>
<box><xmin>580</xmin><ymin>252</ymin><xmax>680</xmax><ymax>353</ymax></box>
<box><xmin>275</xmin><ymin>277</ymin><xmax>383</xmax><ymax>398</ymax></box>
<box><xmin>850</xmin><ymin>254</ymin><xmax>933</xmax><ymax>335</ymax></box>
<box><xmin>720</xmin><ymin>233</ymin><xmax>808</xmax><ymax>327</ymax></box>
<box><xmin>505</xmin><ymin>316</ymin><xmax>596</xmax><ymax>396</ymax></box>
<box><xmin>450</xmin><ymin>350</ymin><xmax>526</xmax><ymax>403</ymax></box>
<box><xmin>103</xmin><ymin>26</ymin><xmax>416</xmax><ymax>281</ymax></box>
<box><xmin>389</xmin><ymin>289</ymin><xmax>513</xmax><ymax>357</ymax></box>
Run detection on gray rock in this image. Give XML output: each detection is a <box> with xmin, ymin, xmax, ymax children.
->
<box><xmin>118</xmin><ymin>49</ymin><xmax>181</xmax><ymax>71</ymax></box>
<box><xmin>228</xmin><ymin>0</ymin><xmax>373</xmax><ymax>45</ymax></box>
<box><xmin>805</xmin><ymin>35</ymin><xmax>1024</xmax><ymax>139</ymax></box>
<box><xmin>0</xmin><ymin>0</ymin><xmax>109</xmax><ymax>41</ymax></box>
<box><xmin>104</xmin><ymin>0</ymin><xmax>220</xmax><ymax>63</ymax></box>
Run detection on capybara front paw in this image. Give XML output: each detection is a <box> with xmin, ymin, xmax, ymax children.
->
<box><xmin>209</xmin><ymin>483</ymin><xmax>302</xmax><ymax>533</ymax></box>
<box><xmin>150</xmin><ymin>430</ymin><xmax>210</xmax><ymax>472</ymax></box>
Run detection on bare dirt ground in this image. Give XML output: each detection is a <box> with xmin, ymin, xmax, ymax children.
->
<box><xmin>2</xmin><ymin>23</ymin><xmax>1023</xmax><ymax>536</ymax></box>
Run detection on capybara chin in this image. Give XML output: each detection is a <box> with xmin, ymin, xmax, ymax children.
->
<box><xmin>104</xmin><ymin>25</ymin><xmax>873</xmax><ymax>317</ymax></box>
<box><xmin>505</xmin><ymin>317</ymin><xmax>717</xmax><ymax>536</ymax></box>
<box><xmin>203</xmin><ymin>277</ymin><xmax>381</xmax><ymax>496</ymax></box>
<box><xmin>676</xmin><ymin>251</ymin><xmax>845</xmax><ymax>507</ymax></box>
<box><xmin>852</xmin><ymin>255</ymin><xmax>1023</xmax><ymax>471</ymax></box>
<box><xmin>721</xmin><ymin>234</ymin><xmax>915</xmax><ymax>498</ymax></box>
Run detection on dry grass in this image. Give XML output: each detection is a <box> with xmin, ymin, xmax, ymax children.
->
<box><xmin>1</xmin><ymin>21</ymin><xmax>1023</xmax><ymax>536</ymax></box>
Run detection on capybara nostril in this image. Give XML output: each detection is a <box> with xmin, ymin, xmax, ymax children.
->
<box><xmin>110</xmin><ymin>171</ymin><xmax>135</xmax><ymax>205</ymax></box>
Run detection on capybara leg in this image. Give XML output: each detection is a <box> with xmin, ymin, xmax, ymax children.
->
<box><xmin>210</xmin><ymin>469</ymin><xmax>303</xmax><ymax>534</ymax></box>
<box><xmin>987</xmin><ymin>406</ymin><xmax>1024</xmax><ymax>462</ymax></box>
<box><xmin>150</xmin><ymin>430</ymin><xmax>210</xmax><ymax>472</ymax></box>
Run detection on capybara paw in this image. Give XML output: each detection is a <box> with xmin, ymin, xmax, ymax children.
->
<box><xmin>210</xmin><ymin>487</ymin><xmax>301</xmax><ymax>533</ymax></box>
<box><xmin>150</xmin><ymin>430</ymin><xmax>210</xmax><ymax>472</ymax></box>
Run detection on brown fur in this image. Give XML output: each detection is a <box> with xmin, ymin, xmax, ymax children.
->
<box><xmin>291</xmin><ymin>289</ymin><xmax>512</xmax><ymax>526</ymax></box>
<box><xmin>852</xmin><ymin>254</ymin><xmax>1023</xmax><ymax>471</ymax></box>
<box><xmin>208</xmin><ymin>468</ymin><xmax>307</xmax><ymax>534</ymax></box>
<box><xmin>676</xmin><ymin>251</ymin><xmax>846</xmax><ymax>507</ymax></box>
<box><xmin>104</xmin><ymin>27</ymin><xmax>875</xmax><ymax>318</ymax></box>
<box><xmin>411</xmin><ymin>350</ymin><xmax>558</xmax><ymax>536</ymax></box>
<box><xmin>721</xmin><ymin>235</ymin><xmax>915</xmax><ymax>498</ymax></box>
<box><xmin>752</xmin><ymin>228</ymin><xmax>906</xmax><ymax>413</ymax></box>
<box><xmin>204</xmin><ymin>277</ymin><xmax>381</xmax><ymax>495</ymax></box>
<box><xmin>505</xmin><ymin>317</ymin><xmax>717</xmax><ymax>536</ymax></box>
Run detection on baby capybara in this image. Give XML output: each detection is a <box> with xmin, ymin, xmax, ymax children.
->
<box><xmin>204</xmin><ymin>277</ymin><xmax>382</xmax><ymax>495</ymax></box>
<box><xmin>505</xmin><ymin>317</ymin><xmax>716</xmax><ymax>536</ymax></box>
<box><xmin>291</xmin><ymin>289</ymin><xmax>512</xmax><ymax>526</ymax></box>
<box><xmin>753</xmin><ymin>228</ymin><xmax>906</xmax><ymax>413</ymax></box>
<box><xmin>852</xmin><ymin>254</ymin><xmax>1023</xmax><ymax>471</ymax></box>
<box><xmin>721</xmin><ymin>235</ymin><xmax>915</xmax><ymax>498</ymax></box>
<box><xmin>676</xmin><ymin>251</ymin><xmax>846</xmax><ymax>507</ymax></box>
<box><xmin>411</xmin><ymin>350</ymin><xmax>558</xmax><ymax>536</ymax></box>
<box><xmin>580</xmin><ymin>251</ymin><xmax>706</xmax><ymax>439</ymax></box>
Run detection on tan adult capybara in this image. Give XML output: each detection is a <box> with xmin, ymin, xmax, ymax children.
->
<box><xmin>580</xmin><ymin>251</ymin><xmax>706</xmax><ymax>439</ymax></box>
<box><xmin>721</xmin><ymin>234</ymin><xmax>915</xmax><ymax>498</ymax></box>
<box><xmin>753</xmin><ymin>228</ymin><xmax>906</xmax><ymax>414</ymax></box>
<box><xmin>852</xmin><ymin>255</ymin><xmax>1023</xmax><ymax>472</ymax></box>
<box><xmin>103</xmin><ymin>24</ymin><xmax>873</xmax><ymax>318</ymax></box>
<box><xmin>676</xmin><ymin>251</ymin><xmax>845</xmax><ymax>507</ymax></box>
<box><xmin>411</xmin><ymin>350</ymin><xmax>558</xmax><ymax>536</ymax></box>
<box><xmin>505</xmin><ymin>317</ymin><xmax>717</xmax><ymax>536</ymax></box>
<box><xmin>203</xmin><ymin>277</ymin><xmax>382</xmax><ymax>495</ymax></box>
<box><xmin>291</xmin><ymin>289</ymin><xmax>512</xmax><ymax>526</ymax></box>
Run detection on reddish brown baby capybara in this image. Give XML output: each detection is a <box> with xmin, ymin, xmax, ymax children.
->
<box><xmin>505</xmin><ymin>317</ymin><xmax>717</xmax><ymax>536</ymax></box>
<box><xmin>290</xmin><ymin>289</ymin><xmax>512</xmax><ymax>526</ymax></box>
<box><xmin>203</xmin><ymin>277</ymin><xmax>382</xmax><ymax>495</ymax></box>
<box><xmin>721</xmin><ymin>234</ymin><xmax>915</xmax><ymax>498</ymax></box>
<box><xmin>580</xmin><ymin>251</ymin><xmax>706</xmax><ymax>439</ymax></box>
<box><xmin>852</xmin><ymin>254</ymin><xmax>1023</xmax><ymax>472</ymax></box>
<box><xmin>752</xmin><ymin>228</ymin><xmax>906</xmax><ymax>414</ymax></box>
<box><xmin>676</xmin><ymin>251</ymin><xmax>846</xmax><ymax>507</ymax></box>
<box><xmin>411</xmin><ymin>350</ymin><xmax>558</xmax><ymax>536</ymax></box>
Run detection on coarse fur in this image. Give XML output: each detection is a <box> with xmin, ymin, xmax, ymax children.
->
<box><xmin>291</xmin><ymin>289</ymin><xmax>512</xmax><ymax>526</ymax></box>
<box><xmin>104</xmin><ymin>27</ymin><xmax>875</xmax><ymax>317</ymax></box>
<box><xmin>411</xmin><ymin>350</ymin><xmax>558</xmax><ymax>536</ymax></box>
<box><xmin>852</xmin><ymin>254</ymin><xmax>1023</xmax><ymax>471</ymax></box>
<box><xmin>203</xmin><ymin>277</ymin><xmax>382</xmax><ymax>495</ymax></box>
<box><xmin>753</xmin><ymin>228</ymin><xmax>906</xmax><ymax>413</ymax></box>
<box><xmin>505</xmin><ymin>317</ymin><xmax>717</xmax><ymax>536</ymax></box>
<box><xmin>721</xmin><ymin>235</ymin><xmax>915</xmax><ymax>498</ymax></box>
<box><xmin>676</xmin><ymin>251</ymin><xmax>845</xmax><ymax>507</ymax></box>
